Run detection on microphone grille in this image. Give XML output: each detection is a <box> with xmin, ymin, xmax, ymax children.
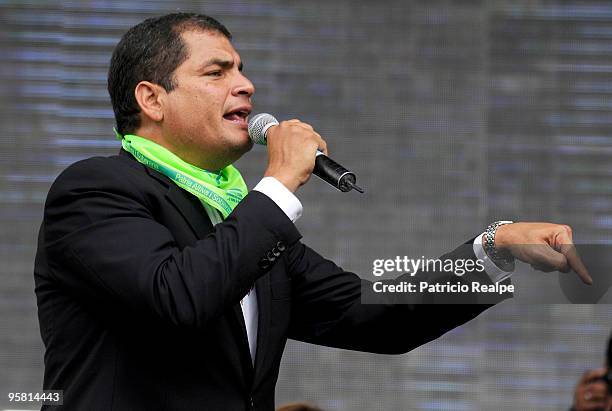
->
<box><xmin>248</xmin><ymin>113</ymin><xmax>278</xmax><ymax>145</ymax></box>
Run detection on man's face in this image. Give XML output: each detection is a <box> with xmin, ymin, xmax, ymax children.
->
<box><xmin>161</xmin><ymin>29</ymin><xmax>255</xmax><ymax>170</ymax></box>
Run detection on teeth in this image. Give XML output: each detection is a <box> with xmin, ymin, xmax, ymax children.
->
<box><xmin>224</xmin><ymin>113</ymin><xmax>245</xmax><ymax>122</ymax></box>
<box><xmin>223</xmin><ymin>109</ymin><xmax>249</xmax><ymax>120</ymax></box>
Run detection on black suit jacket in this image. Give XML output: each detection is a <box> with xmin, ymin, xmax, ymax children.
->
<box><xmin>34</xmin><ymin>149</ymin><xmax>497</xmax><ymax>411</ymax></box>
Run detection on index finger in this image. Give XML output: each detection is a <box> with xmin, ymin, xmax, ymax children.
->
<box><xmin>558</xmin><ymin>241</ymin><xmax>592</xmax><ymax>285</ymax></box>
<box><xmin>313</xmin><ymin>132</ymin><xmax>328</xmax><ymax>156</ymax></box>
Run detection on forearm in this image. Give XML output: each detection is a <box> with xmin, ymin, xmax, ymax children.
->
<box><xmin>286</xmin><ymin>241</ymin><xmax>498</xmax><ymax>354</ymax></box>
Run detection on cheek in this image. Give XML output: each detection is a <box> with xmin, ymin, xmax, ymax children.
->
<box><xmin>191</xmin><ymin>92</ymin><xmax>222</xmax><ymax>120</ymax></box>
<box><xmin>176</xmin><ymin>98</ymin><xmax>212</xmax><ymax>126</ymax></box>
<box><xmin>194</xmin><ymin>84</ymin><xmax>226</xmax><ymax>110</ymax></box>
<box><xmin>167</xmin><ymin>84</ymin><xmax>225</xmax><ymax>128</ymax></box>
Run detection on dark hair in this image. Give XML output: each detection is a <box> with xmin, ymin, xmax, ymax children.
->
<box><xmin>107</xmin><ymin>13</ymin><xmax>232</xmax><ymax>136</ymax></box>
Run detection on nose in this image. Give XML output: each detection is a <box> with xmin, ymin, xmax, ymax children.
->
<box><xmin>233</xmin><ymin>72</ymin><xmax>255</xmax><ymax>97</ymax></box>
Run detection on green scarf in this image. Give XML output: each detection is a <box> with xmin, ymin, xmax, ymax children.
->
<box><xmin>120</xmin><ymin>134</ymin><xmax>248</xmax><ymax>219</ymax></box>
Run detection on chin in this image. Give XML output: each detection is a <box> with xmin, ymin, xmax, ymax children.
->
<box><xmin>237</xmin><ymin>141</ymin><xmax>254</xmax><ymax>158</ymax></box>
<box><xmin>233</xmin><ymin>136</ymin><xmax>254</xmax><ymax>153</ymax></box>
<box><xmin>223</xmin><ymin>139</ymin><xmax>253</xmax><ymax>165</ymax></box>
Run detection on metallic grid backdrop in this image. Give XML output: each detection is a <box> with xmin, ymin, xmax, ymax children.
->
<box><xmin>1</xmin><ymin>1</ymin><xmax>612</xmax><ymax>410</ymax></box>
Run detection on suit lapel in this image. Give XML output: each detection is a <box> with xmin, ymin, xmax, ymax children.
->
<box><xmin>120</xmin><ymin>149</ymin><xmax>255</xmax><ymax>378</ymax></box>
<box><xmin>120</xmin><ymin>148</ymin><xmax>213</xmax><ymax>237</ymax></box>
<box><xmin>147</xmin><ymin>168</ymin><xmax>214</xmax><ymax>238</ymax></box>
<box><xmin>162</xmin><ymin>173</ymin><xmax>257</xmax><ymax>378</ymax></box>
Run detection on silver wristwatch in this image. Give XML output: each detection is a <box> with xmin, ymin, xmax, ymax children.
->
<box><xmin>483</xmin><ymin>220</ymin><xmax>515</xmax><ymax>271</ymax></box>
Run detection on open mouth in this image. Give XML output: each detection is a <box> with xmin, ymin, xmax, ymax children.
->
<box><xmin>223</xmin><ymin>108</ymin><xmax>250</xmax><ymax>126</ymax></box>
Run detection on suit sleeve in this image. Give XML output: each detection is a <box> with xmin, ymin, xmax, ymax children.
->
<box><xmin>285</xmin><ymin>240</ymin><xmax>506</xmax><ymax>354</ymax></box>
<box><xmin>40</xmin><ymin>158</ymin><xmax>301</xmax><ymax>328</ymax></box>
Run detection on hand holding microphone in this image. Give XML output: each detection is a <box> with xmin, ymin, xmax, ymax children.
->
<box><xmin>248</xmin><ymin>113</ymin><xmax>364</xmax><ymax>193</ymax></box>
<box><xmin>259</xmin><ymin>117</ymin><xmax>326</xmax><ymax>193</ymax></box>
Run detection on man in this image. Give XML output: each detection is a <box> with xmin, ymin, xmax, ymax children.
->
<box><xmin>572</xmin><ymin>335</ymin><xmax>612</xmax><ymax>411</ymax></box>
<box><xmin>34</xmin><ymin>13</ymin><xmax>590</xmax><ymax>411</ymax></box>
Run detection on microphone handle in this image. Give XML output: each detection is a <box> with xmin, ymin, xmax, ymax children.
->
<box><xmin>314</xmin><ymin>151</ymin><xmax>364</xmax><ymax>193</ymax></box>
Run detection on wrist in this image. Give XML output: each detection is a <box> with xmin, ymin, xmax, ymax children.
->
<box><xmin>263</xmin><ymin>171</ymin><xmax>300</xmax><ymax>193</ymax></box>
<box><xmin>493</xmin><ymin>223</ymin><xmax>513</xmax><ymax>251</ymax></box>
<box><xmin>483</xmin><ymin>221</ymin><xmax>515</xmax><ymax>270</ymax></box>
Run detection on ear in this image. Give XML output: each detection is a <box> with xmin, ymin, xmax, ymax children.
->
<box><xmin>134</xmin><ymin>81</ymin><xmax>165</xmax><ymax>123</ymax></box>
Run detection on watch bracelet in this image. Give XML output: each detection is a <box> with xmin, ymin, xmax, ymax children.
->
<box><xmin>483</xmin><ymin>221</ymin><xmax>515</xmax><ymax>265</ymax></box>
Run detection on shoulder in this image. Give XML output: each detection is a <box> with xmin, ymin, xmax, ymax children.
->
<box><xmin>49</xmin><ymin>152</ymin><xmax>153</xmax><ymax>194</ymax></box>
<box><xmin>44</xmin><ymin>151</ymin><xmax>160</xmax><ymax>211</ymax></box>
<box><xmin>54</xmin><ymin>152</ymin><xmax>143</xmax><ymax>183</ymax></box>
<box><xmin>42</xmin><ymin>152</ymin><xmax>159</xmax><ymax>242</ymax></box>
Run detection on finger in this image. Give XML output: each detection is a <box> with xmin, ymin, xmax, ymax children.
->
<box><xmin>562</xmin><ymin>224</ymin><xmax>574</xmax><ymax>241</ymax></box>
<box><xmin>285</xmin><ymin>119</ymin><xmax>315</xmax><ymax>132</ymax></box>
<box><xmin>529</xmin><ymin>244</ymin><xmax>569</xmax><ymax>272</ymax></box>
<box><xmin>304</xmin><ymin>131</ymin><xmax>326</xmax><ymax>154</ymax></box>
<box><xmin>313</xmin><ymin>132</ymin><xmax>328</xmax><ymax>155</ymax></box>
<box><xmin>556</xmin><ymin>231</ymin><xmax>593</xmax><ymax>285</ymax></box>
<box><xmin>296</xmin><ymin>122</ymin><xmax>314</xmax><ymax>131</ymax></box>
<box><xmin>563</xmin><ymin>244</ymin><xmax>592</xmax><ymax>285</ymax></box>
<box><xmin>530</xmin><ymin>263</ymin><xmax>556</xmax><ymax>273</ymax></box>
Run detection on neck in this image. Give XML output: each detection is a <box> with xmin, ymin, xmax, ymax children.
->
<box><xmin>131</xmin><ymin>128</ymin><xmax>235</xmax><ymax>171</ymax></box>
<box><xmin>121</xmin><ymin>133</ymin><xmax>249</xmax><ymax>219</ymax></box>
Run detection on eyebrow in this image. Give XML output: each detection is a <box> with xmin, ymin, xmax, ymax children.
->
<box><xmin>200</xmin><ymin>58</ymin><xmax>243</xmax><ymax>72</ymax></box>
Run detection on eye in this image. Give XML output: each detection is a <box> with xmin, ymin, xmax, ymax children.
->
<box><xmin>206</xmin><ymin>70</ymin><xmax>223</xmax><ymax>77</ymax></box>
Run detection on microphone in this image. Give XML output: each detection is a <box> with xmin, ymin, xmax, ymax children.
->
<box><xmin>248</xmin><ymin>113</ymin><xmax>364</xmax><ymax>193</ymax></box>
